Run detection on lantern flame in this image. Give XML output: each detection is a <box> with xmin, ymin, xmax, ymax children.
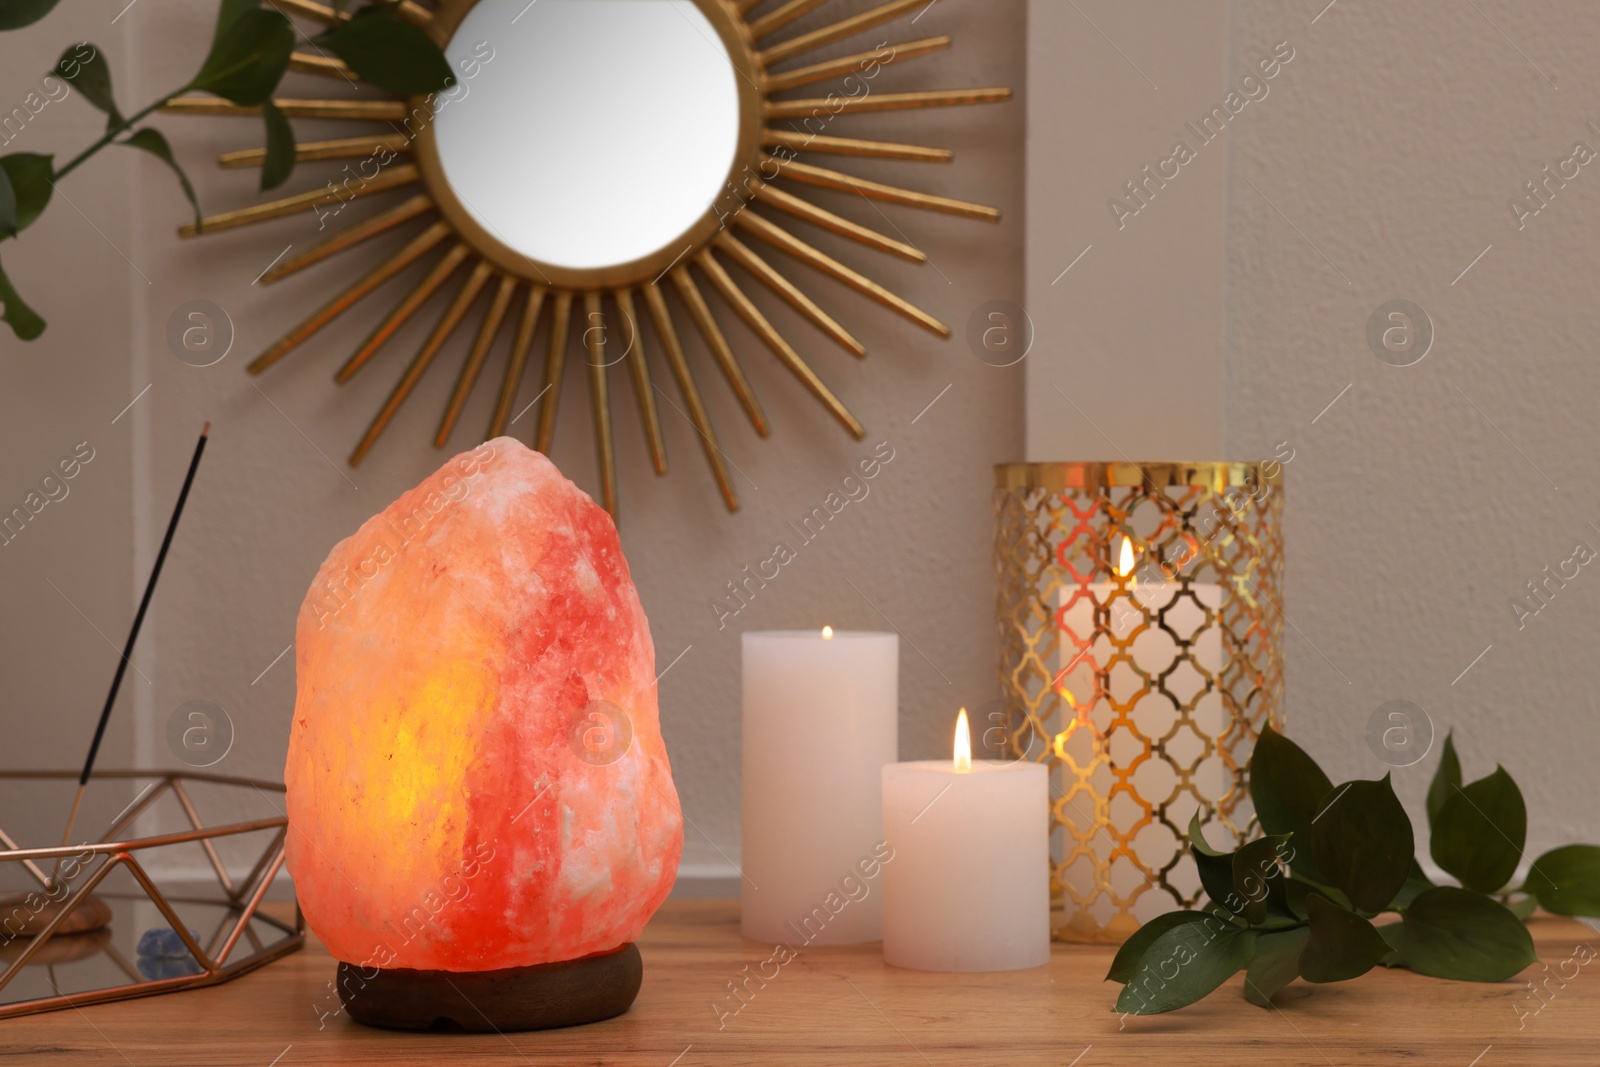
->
<box><xmin>1115</xmin><ymin>535</ymin><xmax>1136</xmax><ymax>579</ymax></box>
<box><xmin>953</xmin><ymin>707</ymin><xmax>972</xmax><ymax>772</ymax></box>
<box><xmin>821</xmin><ymin>625</ymin><xmax>834</xmax><ymax>639</ymax></box>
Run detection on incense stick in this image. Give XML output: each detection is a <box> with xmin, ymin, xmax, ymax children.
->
<box><xmin>56</xmin><ymin>422</ymin><xmax>212</xmax><ymax>864</ymax></box>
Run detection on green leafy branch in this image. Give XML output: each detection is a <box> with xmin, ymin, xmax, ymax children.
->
<box><xmin>0</xmin><ymin>0</ymin><xmax>452</xmax><ymax>341</ymax></box>
<box><xmin>1108</xmin><ymin>726</ymin><xmax>1600</xmax><ymax>1015</ymax></box>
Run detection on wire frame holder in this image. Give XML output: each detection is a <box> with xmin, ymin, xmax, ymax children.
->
<box><xmin>993</xmin><ymin>462</ymin><xmax>1285</xmax><ymax>943</ymax></box>
<box><xmin>0</xmin><ymin>770</ymin><xmax>303</xmax><ymax>1018</ymax></box>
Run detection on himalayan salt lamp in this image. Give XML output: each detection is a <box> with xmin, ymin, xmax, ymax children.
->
<box><xmin>284</xmin><ymin>438</ymin><xmax>682</xmax><ymax>1031</ymax></box>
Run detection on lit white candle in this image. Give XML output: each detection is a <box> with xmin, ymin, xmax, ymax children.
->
<box><xmin>741</xmin><ymin>628</ymin><xmax>898</xmax><ymax>945</ymax></box>
<box><xmin>1055</xmin><ymin>535</ymin><xmax>1225</xmax><ymax>937</ymax></box>
<box><xmin>1057</xmin><ymin>535</ymin><xmax>1223</xmax><ymax>692</ymax></box>
<box><xmin>1055</xmin><ymin>537</ymin><xmax>1223</xmax><ymax>739</ymax></box>
<box><xmin>881</xmin><ymin>710</ymin><xmax>1050</xmax><ymax>972</ymax></box>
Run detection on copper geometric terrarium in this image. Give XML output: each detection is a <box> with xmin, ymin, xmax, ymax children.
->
<box><xmin>0</xmin><ymin>769</ymin><xmax>301</xmax><ymax>1018</ymax></box>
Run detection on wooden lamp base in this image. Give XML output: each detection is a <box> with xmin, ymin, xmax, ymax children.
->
<box><xmin>336</xmin><ymin>943</ymin><xmax>642</xmax><ymax>1032</ymax></box>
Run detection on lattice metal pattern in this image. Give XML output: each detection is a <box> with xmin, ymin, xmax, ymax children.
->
<box><xmin>993</xmin><ymin>463</ymin><xmax>1284</xmax><ymax>943</ymax></box>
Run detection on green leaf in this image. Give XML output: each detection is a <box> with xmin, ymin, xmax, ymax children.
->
<box><xmin>1187</xmin><ymin>811</ymin><xmax>1227</xmax><ymax>856</ymax></box>
<box><xmin>1393</xmin><ymin>886</ymin><xmax>1537</xmax><ymax>982</ymax></box>
<box><xmin>1188</xmin><ymin>813</ymin><xmax>1239</xmax><ymax>913</ymax></box>
<box><xmin>1112</xmin><ymin>920</ymin><xmax>1256</xmax><ymax>1015</ymax></box>
<box><xmin>1262</xmin><ymin>877</ymin><xmax>1300</xmax><ymax>924</ymax></box>
<box><xmin>0</xmin><ymin>0</ymin><xmax>61</xmax><ymax>30</ymax></box>
<box><xmin>1249</xmin><ymin>725</ymin><xmax>1334</xmax><ymax>880</ymax></box>
<box><xmin>119</xmin><ymin>130</ymin><xmax>200</xmax><ymax>233</ymax></box>
<box><xmin>1426</xmin><ymin>731</ymin><xmax>1462</xmax><ymax>828</ymax></box>
<box><xmin>1283</xmin><ymin>870</ymin><xmax>1353</xmax><ymax>916</ymax></box>
<box><xmin>1300</xmin><ymin>894</ymin><xmax>1391</xmax><ymax>983</ymax></box>
<box><xmin>53</xmin><ymin>43</ymin><xmax>121</xmax><ymax>128</ymax></box>
<box><xmin>1106</xmin><ymin>910</ymin><xmax>1217</xmax><ymax>983</ymax></box>
<box><xmin>1242</xmin><ymin>926</ymin><xmax>1308</xmax><ymax>1007</ymax></box>
<box><xmin>259</xmin><ymin>100</ymin><xmax>295</xmax><ymax>191</ymax></box>
<box><xmin>1283</xmin><ymin>876</ymin><xmax>1315</xmax><ymax>920</ymax></box>
<box><xmin>318</xmin><ymin>10</ymin><xmax>454</xmax><ymax>95</ymax></box>
<box><xmin>189</xmin><ymin>8</ymin><xmax>294</xmax><ymax>106</ymax></box>
<box><xmin>1431</xmin><ymin>766</ymin><xmax>1526</xmax><ymax>894</ymax></box>
<box><xmin>1310</xmin><ymin>775</ymin><xmax>1414</xmax><ymax>914</ymax></box>
<box><xmin>0</xmin><ymin>253</ymin><xmax>45</xmax><ymax>339</ymax></box>
<box><xmin>1524</xmin><ymin>844</ymin><xmax>1600</xmax><ymax>916</ymax></box>
<box><xmin>1390</xmin><ymin>859</ymin><xmax>1435</xmax><ymax>911</ymax></box>
<box><xmin>0</xmin><ymin>164</ymin><xmax>15</xmax><ymax>239</ymax></box>
<box><xmin>0</xmin><ymin>154</ymin><xmax>52</xmax><ymax>234</ymax></box>
<box><xmin>215</xmin><ymin>0</ymin><xmax>259</xmax><ymax>34</ymax></box>
<box><xmin>1377</xmin><ymin>920</ymin><xmax>1404</xmax><ymax>966</ymax></box>
<box><xmin>1504</xmin><ymin>895</ymin><xmax>1537</xmax><ymax>921</ymax></box>
<box><xmin>1233</xmin><ymin>834</ymin><xmax>1291</xmax><ymax>926</ymax></box>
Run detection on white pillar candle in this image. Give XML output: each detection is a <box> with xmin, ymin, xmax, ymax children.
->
<box><xmin>1057</xmin><ymin>536</ymin><xmax>1224</xmax><ymax>681</ymax></box>
<box><xmin>1055</xmin><ymin>536</ymin><xmax>1226</xmax><ymax>935</ymax></box>
<box><xmin>881</xmin><ymin>711</ymin><xmax>1050</xmax><ymax>972</ymax></box>
<box><xmin>741</xmin><ymin>628</ymin><xmax>898</xmax><ymax>945</ymax></box>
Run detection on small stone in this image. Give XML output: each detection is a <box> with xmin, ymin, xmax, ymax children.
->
<box><xmin>137</xmin><ymin>955</ymin><xmax>203</xmax><ymax>981</ymax></box>
<box><xmin>0</xmin><ymin>891</ymin><xmax>111</xmax><ymax>937</ymax></box>
<box><xmin>0</xmin><ymin>927</ymin><xmax>109</xmax><ymax>966</ymax></box>
<box><xmin>136</xmin><ymin>926</ymin><xmax>198</xmax><ymax>959</ymax></box>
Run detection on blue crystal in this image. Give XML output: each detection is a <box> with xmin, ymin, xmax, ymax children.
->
<box><xmin>136</xmin><ymin>927</ymin><xmax>199</xmax><ymax>959</ymax></box>
<box><xmin>137</xmin><ymin>955</ymin><xmax>204</xmax><ymax>981</ymax></box>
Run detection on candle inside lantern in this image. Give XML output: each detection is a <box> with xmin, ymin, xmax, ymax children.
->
<box><xmin>1059</xmin><ymin>533</ymin><xmax>1223</xmax><ymax>684</ymax></box>
<box><xmin>742</xmin><ymin>628</ymin><xmax>898</xmax><ymax>944</ymax></box>
<box><xmin>1055</xmin><ymin>533</ymin><xmax>1226</xmax><ymax>937</ymax></box>
<box><xmin>1057</xmin><ymin>535</ymin><xmax>1224</xmax><ymax>748</ymax></box>
<box><xmin>881</xmin><ymin>710</ymin><xmax>1049</xmax><ymax>972</ymax></box>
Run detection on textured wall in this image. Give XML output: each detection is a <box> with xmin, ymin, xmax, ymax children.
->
<box><xmin>19</xmin><ymin>0</ymin><xmax>1587</xmax><ymax>900</ymax></box>
<box><xmin>0</xmin><ymin>8</ymin><xmax>139</xmax><ymax>851</ymax></box>
<box><xmin>1225</xmin><ymin>0</ymin><xmax>1600</xmax><ymax>848</ymax></box>
<box><xmin>0</xmin><ymin>1</ymin><xmax>1025</xmax><ymax>880</ymax></box>
<box><xmin>1025</xmin><ymin>0</ymin><xmax>1227</xmax><ymax>460</ymax></box>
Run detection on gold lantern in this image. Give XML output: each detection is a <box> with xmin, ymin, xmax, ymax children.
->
<box><xmin>993</xmin><ymin>462</ymin><xmax>1285</xmax><ymax>943</ymax></box>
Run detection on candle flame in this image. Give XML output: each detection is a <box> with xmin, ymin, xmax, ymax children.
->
<box><xmin>1115</xmin><ymin>535</ymin><xmax>1136</xmax><ymax>579</ymax></box>
<box><xmin>953</xmin><ymin>708</ymin><xmax>972</xmax><ymax>772</ymax></box>
<box><xmin>821</xmin><ymin>625</ymin><xmax>834</xmax><ymax>639</ymax></box>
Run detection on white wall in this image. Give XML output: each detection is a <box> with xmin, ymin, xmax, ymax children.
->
<box><xmin>0</xmin><ymin>7</ymin><xmax>140</xmax><ymax>852</ymax></box>
<box><xmin>0</xmin><ymin>1</ymin><xmax>1026</xmax><ymax>883</ymax></box>
<box><xmin>1026</xmin><ymin>0</ymin><xmax>1600</xmax><ymax>852</ymax></box>
<box><xmin>1025</xmin><ymin>0</ymin><xmax>1227</xmax><ymax>460</ymax></box>
<box><xmin>1226</xmin><ymin>0</ymin><xmax>1600</xmax><ymax>850</ymax></box>
<box><xmin>16</xmin><ymin>0</ymin><xmax>1594</xmax><ymax>897</ymax></box>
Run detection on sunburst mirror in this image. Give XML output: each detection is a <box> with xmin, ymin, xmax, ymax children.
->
<box><xmin>167</xmin><ymin>0</ymin><xmax>1009</xmax><ymax>515</ymax></box>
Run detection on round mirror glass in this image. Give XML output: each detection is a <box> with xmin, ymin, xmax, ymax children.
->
<box><xmin>434</xmin><ymin>0</ymin><xmax>742</xmax><ymax>272</ymax></box>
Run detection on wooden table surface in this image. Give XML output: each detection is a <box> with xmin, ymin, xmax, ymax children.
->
<box><xmin>2</xmin><ymin>900</ymin><xmax>1596</xmax><ymax>1065</ymax></box>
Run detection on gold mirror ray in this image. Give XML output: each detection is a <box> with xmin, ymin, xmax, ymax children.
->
<box><xmin>485</xmin><ymin>285</ymin><xmax>545</xmax><ymax>440</ymax></box>
<box><xmin>170</xmin><ymin>0</ymin><xmax>1010</xmax><ymax>517</ymax></box>
<box><xmin>613</xmin><ymin>288</ymin><xmax>669</xmax><ymax>476</ymax></box>
<box><xmin>763</xmin><ymin>36</ymin><xmax>949</xmax><ymax>93</ymax></box>
<box><xmin>534</xmin><ymin>290</ymin><xmax>575</xmax><ymax>456</ymax></box>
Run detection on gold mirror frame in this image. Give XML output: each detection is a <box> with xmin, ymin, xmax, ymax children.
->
<box><xmin>412</xmin><ymin>0</ymin><xmax>767</xmax><ymax>292</ymax></box>
<box><xmin>166</xmin><ymin>0</ymin><xmax>1011</xmax><ymax>517</ymax></box>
